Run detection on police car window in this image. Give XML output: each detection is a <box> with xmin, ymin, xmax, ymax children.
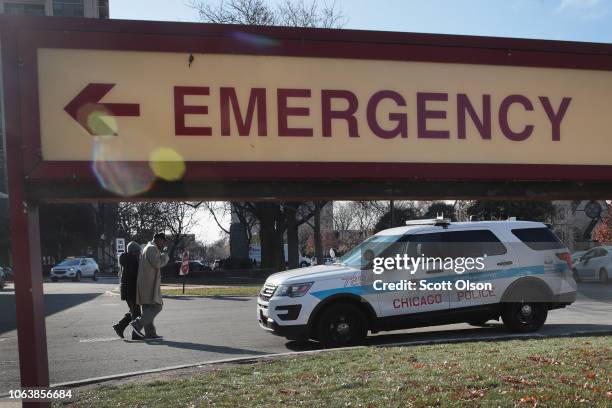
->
<box><xmin>405</xmin><ymin>233</ymin><xmax>444</xmax><ymax>258</ymax></box>
<box><xmin>443</xmin><ymin>230</ymin><xmax>507</xmax><ymax>257</ymax></box>
<box><xmin>337</xmin><ymin>234</ymin><xmax>402</xmax><ymax>267</ymax></box>
<box><xmin>511</xmin><ymin>228</ymin><xmax>565</xmax><ymax>250</ymax></box>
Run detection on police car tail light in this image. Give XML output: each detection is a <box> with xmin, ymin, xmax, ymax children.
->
<box><xmin>556</xmin><ymin>252</ymin><xmax>573</xmax><ymax>270</ymax></box>
<box><xmin>277</xmin><ymin>282</ymin><xmax>313</xmax><ymax>297</ymax></box>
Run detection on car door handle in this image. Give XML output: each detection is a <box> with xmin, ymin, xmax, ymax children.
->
<box><xmin>497</xmin><ymin>261</ymin><xmax>513</xmax><ymax>266</ymax></box>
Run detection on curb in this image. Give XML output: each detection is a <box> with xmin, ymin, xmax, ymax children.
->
<box><xmin>12</xmin><ymin>328</ymin><xmax>608</xmax><ymax>393</ymax></box>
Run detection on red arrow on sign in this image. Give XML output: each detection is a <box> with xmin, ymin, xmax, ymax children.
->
<box><xmin>64</xmin><ymin>83</ymin><xmax>140</xmax><ymax>136</ymax></box>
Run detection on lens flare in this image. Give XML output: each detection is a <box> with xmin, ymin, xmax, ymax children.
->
<box><xmin>149</xmin><ymin>147</ymin><xmax>186</xmax><ymax>181</ymax></box>
<box><xmin>231</xmin><ymin>31</ymin><xmax>280</xmax><ymax>47</ymax></box>
<box><xmin>91</xmin><ymin>137</ymin><xmax>155</xmax><ymax>197</ymax></box>
<box><xmin>87</xmin><ymin>110</ymin><xmax>118</xmax><ymax>136</ymax></box>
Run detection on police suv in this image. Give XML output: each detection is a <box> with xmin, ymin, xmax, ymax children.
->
<box><xmin>257</xmin><ymin>219</ymin><xmax>576</xmax><ymax>347</ymax></box>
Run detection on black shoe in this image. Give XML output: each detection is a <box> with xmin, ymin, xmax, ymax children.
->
<box><xmin>112</xmin><ymin>324</ymin><xmax>125</xmax><ymax>339</ymax></box>
<box><xmin>144</xmin><ymin>334</ymin><xmax>162</xmax><ymax>340</ymax></box>
<box><xmin>131</xmin><ymin>331</ymin><xmax>144</xmax><ymax>341</ymax></box>
<box><xmin>130</xmin><ymin>321</ymin><xmax>145</xmax><ymax>339</ymax></box>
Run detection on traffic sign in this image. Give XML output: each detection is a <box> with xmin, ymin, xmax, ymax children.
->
<box><xmin>180</xmin><ymin>250</ymin><xmax>190</xmax><ymax>276</ymax></box>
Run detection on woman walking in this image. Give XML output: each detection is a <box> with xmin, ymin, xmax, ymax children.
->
<box><xmin>113</xmin><ymin>241</ymin><xmax>142</xmax><ymax>339</ymax></box>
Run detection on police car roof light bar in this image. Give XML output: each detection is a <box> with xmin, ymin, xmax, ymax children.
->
<box><xmin>405</xmin><ymin>217</ymin><xmax>452</xmax><ymax>228</ymax></box>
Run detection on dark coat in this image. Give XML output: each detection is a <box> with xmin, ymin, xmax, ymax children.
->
<box><xmin>120</xmin><ymin>252</ymin><xmax>139</xmax><ymax>302</ymax></box>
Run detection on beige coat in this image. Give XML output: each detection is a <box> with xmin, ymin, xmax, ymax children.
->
<box><xmin>136</xmin><ymin>241</ymin><xmax>169</xmax><ymax>305</ymax></box>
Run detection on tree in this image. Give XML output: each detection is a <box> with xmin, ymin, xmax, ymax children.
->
<box><xmin>40</xmin><ymin>204</ymin><xmax>98</xmax><ymax>261</ymax></box>
<box><xmin>161</xmin><ymin>202</ymin><xmax>200</xmax><ymax>261</ymax></box>
<box><xmin>117</xmin><ymin>202</ymin><xmax>201</xmax><ymax>261</ymax></box>
<box><xmin>467</xmin><ymin>201</ymin><xmax>555</xmax><ymax>222</ymax></box>
<box><xmin>592</xmin><ymin>204</ymin><xmax>612</xmax><ymax>244</ymax></box>
<box><xmin>423</xmin><ymin>202</ymin><xmax>456</xmax><ymax>221</ymax></box>
<box><xmin>188</xmin><ymin>0</ymin><xmax>346</xmax><ymax>28</ymax></box>
<box><xmin>374</xmin><ymin>205</ymin><xmax>421</xmax><ymax>233</ymax></box>
<box><xmin>187</xmin><ymin>0</ymin><xmax>346</xmax><ymax>271</ymax></box>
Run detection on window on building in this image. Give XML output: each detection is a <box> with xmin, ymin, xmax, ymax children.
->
<box><xmin>52</xmin><ymin>0</ymin><xmax>84</xmax><ymax>17</ymax></box>
<box><xmin>98</xmin><ymin>0</ymin><xmax>108</xmax><ymax>19</ymax></box>
<box><xmin>3</xmin><ymin>3</ymin><xmax>45</xmax><ymax>16</ymax></box>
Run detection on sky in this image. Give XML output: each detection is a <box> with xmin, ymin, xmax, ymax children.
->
<box><xmin>108</xmin><ymin>0</ymin><xmax>612</xmax><ymax>243</ymax></box>
<box><xmin>109</xmin><ymin>0</ymin><xmax>612</xmax><ymax>43</ymax></box>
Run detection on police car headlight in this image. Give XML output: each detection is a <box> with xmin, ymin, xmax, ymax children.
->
<box><xmin>68</xmin><ymin>268</ymin><xmax>75</xmax><ymax>271</ymax></box>
<box><xmin>276</xmin><ymin>282</ymin><xmax>313</xmax><ymax>297</ymax></box>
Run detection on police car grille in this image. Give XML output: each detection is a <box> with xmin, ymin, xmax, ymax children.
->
<box><xmin>259</xmin><ymin>284</ymin><xmax>277</xmax><ymax>301</ymax></box>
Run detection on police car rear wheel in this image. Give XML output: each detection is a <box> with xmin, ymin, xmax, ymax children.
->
<box><xmin>316</xmin><ymin>303</ymin><xmax>367</xmax><ymax>348</ymax></box>
<box><xmin>502</xmin><ymin>302</ymin><xmax>547</xmax><ymax>333</ymax></box>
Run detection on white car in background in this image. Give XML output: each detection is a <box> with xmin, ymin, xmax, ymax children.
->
<box><xmin>572</xmin><ymin>246</ymin><xmax>612</xmax><ymax>283</ymax></box>
<box><xmin>50</xmin><ymin>257</ymin><xmax>99</xmax><ymax>282</ymax></box>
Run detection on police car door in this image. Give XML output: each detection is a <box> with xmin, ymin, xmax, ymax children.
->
<box><xmin>376</xmin><ymin>232</ymin><xmax>451</xmax><ymax>318</ymax></box>
<box><xmin>456</xmin><ymin>229</ymin><xmax>513</xmax><ymax>308</ymax></box>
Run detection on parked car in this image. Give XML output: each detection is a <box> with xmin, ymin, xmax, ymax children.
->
<box><xmin>572</xmin><ymin>246</ymin><xmax>612</xmax><ymax>283</ymax></box>
<box><xmin>258</xmin><ymin>219</ymin><xmax>576</xmax><ymax>347</ymax></box>
<box><xmin>0</xmin><ymin>267</ymin><xmax>5</xmax><ymax>290</ymax></box>
<box><xmin>571</xmin><ymin>250</ymin><xmax>588</xmax><ymax>264</ymax></box>
<box><xmin>50</xmin><ymin>257</ymin><xmax>99</xmax><ymax>282</ymax></box>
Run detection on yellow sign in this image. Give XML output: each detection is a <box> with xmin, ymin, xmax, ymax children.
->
<box><xmin>37</xmin><ymin>48</ymin><xmax>612</xmax><ymax>165</ymax></box>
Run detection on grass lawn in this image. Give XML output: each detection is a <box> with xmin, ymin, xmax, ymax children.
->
<box><xmin>161</xmin><ymin>286</ymin><xmax>260</xmax><ymax>297</ymax></box>
<box><xmin>59</xmin><ymin>336</ymin><xmax>611</xmax><ymax>407</ymax></box>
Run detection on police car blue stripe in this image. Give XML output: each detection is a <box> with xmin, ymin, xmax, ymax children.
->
<box><xmin>310</xmin><ymin>263</ymin><xmax>568</xmax><ymax>300</ymax></box>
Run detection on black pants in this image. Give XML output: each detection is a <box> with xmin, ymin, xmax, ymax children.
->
<box><xmin>115</xmin><ymin>299</ymin><xmax>142</xmax><ymax>335</ymax></box>
<box><xmin>126</xmin><ymin>299</ymin><xmax>141</xmax><ymax>320</ymax></box>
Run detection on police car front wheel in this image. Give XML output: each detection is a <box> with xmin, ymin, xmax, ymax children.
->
<box><xmin>316</xmin><ymin>303</ymin><xmax>368</xmax><ymax>348</ymax></box>
<box><xmin>501</xmin><ymin>302</ymin><xmax>548</xmax><ymax>333</ymax></box>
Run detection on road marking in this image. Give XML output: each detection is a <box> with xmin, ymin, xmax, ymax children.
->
<box><xmin>79</xmin><ymin>337</ymin><xmax>121</xmax><ymax>343</ymax></box>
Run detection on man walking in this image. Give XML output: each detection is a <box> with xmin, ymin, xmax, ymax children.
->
<box><xmin>130</xmin><ymin>232</ymin><xmax>169</xmax><ymax>340</ymax></box>
<box><xmin>113</xmin><ymin>241</ymin><xmax>141</xmax><ymax>339</ymax></box>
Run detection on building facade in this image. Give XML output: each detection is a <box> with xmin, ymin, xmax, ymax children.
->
<box><xmin>0</xmin><ymin>0</ymin><xmax>108</xmax><ymax>18</ymax></box>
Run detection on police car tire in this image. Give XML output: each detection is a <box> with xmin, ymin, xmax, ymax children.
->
<box><xmin>316</xmin><ymin>303</ymin><xmax>367</xmax><ymax>348</ymax></box>
<box><xmin>501</xmin><ymin>302</ymin><xmax>548</xmax><ymax>333</ymax></box>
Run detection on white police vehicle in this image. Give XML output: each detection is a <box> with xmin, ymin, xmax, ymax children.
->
<box><xmin>257</xmin><ymin>219</ymin><xmax>576</xmax><ymax>347</ymax></box>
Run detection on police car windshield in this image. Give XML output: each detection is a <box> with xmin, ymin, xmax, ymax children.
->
<box><xmin>336</xmin><ymin>235</ymin><xmax>402</xmax><ymax>267</ymax></box>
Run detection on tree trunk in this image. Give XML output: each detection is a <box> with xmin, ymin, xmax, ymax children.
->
<box><xmin>258</xmin><ymin>203</ymin><xmax>285</xmax><ymax>272</ymax></box>
<box><xmin>314</xmin><ymin>202</ymin><xmax>323</xmax><ymax>263</ymax></box>
<box><xmin>286</xmin><ymin>203</ymin><xmax>299</xmax><ymax>269</ymax></box>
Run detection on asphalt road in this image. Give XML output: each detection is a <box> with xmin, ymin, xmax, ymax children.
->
<box><xmin>1</xmin><ymin>279</ymin><xmax>611</xmax><ymax>393</ymax></box>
